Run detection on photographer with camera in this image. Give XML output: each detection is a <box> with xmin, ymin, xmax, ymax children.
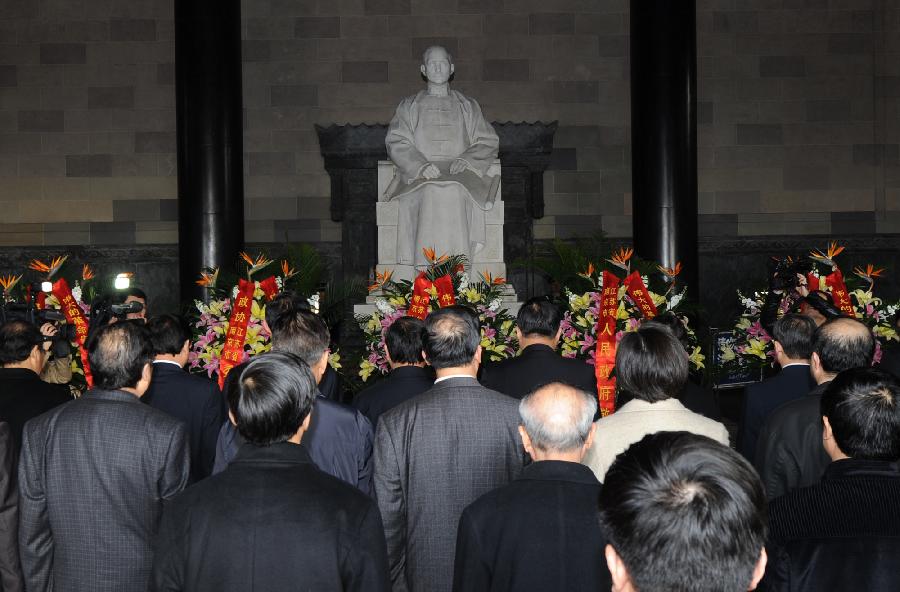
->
<box><xmin>0</xmin><ymin>320</ymin><xmax>72</xmax><ymax>451</ymax></box>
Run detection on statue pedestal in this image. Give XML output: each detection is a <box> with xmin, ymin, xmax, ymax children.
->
<box><xmin>375</xmin><ymin>159</ymin><xmax>508</xmax><ymax>283</ymax></box>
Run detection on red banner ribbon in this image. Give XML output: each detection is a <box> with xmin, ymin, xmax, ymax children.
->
<box><xmin>407</xmin><ymin>273</ymin><xmax>455</xmax><ymax>320</ymax></box>
<box><xmin>623</xmin><ymin>271</ymin><xmax>658</xmax><ymax>319</ymax></box>
<box><xmin>258</xmin><ymin>275</ymin><xmax>279</xmax><ymax>301</ymax></box>
<box><xmin>824</xmin><ymin>269</ymin><xmax>855</xmax><ymax>318</ymax></box>
<box><xmin>595</xmin><ymin>271</ymin><xmax>621</xmax><ymax>417</ymax></box>
<box><xmin>806</xmin><ymin>273</ymin><xmax>820</xmax><ymax>293</ymax></box>
<box><xmin>51</xmin><ymin>278</ymin><xmax>92</xmax><ymax>387</ymax></box>
<box><xmin>218</xmin><ymin>279</ymin><xmax>255</xmax><ymax>389</ymax></box>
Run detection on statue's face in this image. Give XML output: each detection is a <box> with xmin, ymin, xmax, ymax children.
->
<box><xmin>421</xmin><ymin>48</ymin><xmax>453</xmax><ymax>84</ymax></box>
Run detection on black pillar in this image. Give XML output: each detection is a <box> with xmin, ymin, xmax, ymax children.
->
<box><xmin>175</xmin><ymin>0</ymin><xmax>245</xmax><ymax>303</ymax></box>
<box><xmin>630</xmin><ymin>0</ymin><xmax>698</xmax><ymax>293</ymax></box>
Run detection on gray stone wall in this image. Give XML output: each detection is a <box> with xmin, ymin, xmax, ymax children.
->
<box><xmin>0</xmin><ymin>0</ymin><xmax>897</xmax><ymax>249</ymax></box>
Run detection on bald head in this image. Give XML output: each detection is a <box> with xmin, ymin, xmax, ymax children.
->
<box><xmin>814</xmin><ymin>317</ymin><xmax>875</xmax><ymax>376</ymax></box>
<box><xmin>519</xmin><ymin>383</ymin><xmax>597</xmax><ymax>459</ymax></box>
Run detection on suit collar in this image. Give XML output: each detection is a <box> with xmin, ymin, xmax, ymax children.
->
<box><xmin>432</xmin><ymin>375</ymin><xmax>480</xmax><ymax>389</ymax></box>
<box><xmin>0</xmin><ymin>367</ymin><xmax>41</xmax><ymax>381</ymax></box>
<box><xmin>232</xmin><ymin>441</ymin><xmax>314</xmax><ymax>466</ymax></box>
<box><xmin>390</xmin><ymin>365</ymin><xmax>431</xmax><ymax>379</ymax></box>
<box><xmin>824</xmin><ymin>458</ymin><xmax>900</xmax><ymax>481</ymax></box>
<box><xmin>152</xmin><ymin>360</ymin><xmax>183</xmax><ymax>370</ymax></box>
<box><xmin>616</xmin><ymin>397</ymin><xmax>687</xmax><ymax>412</ymax></box>
<box><xmin>519</xmin><ymin>459</ymin><xmax>599</xmax><ymax>486</ymax></box>
<box><xmin>84</xmin><ymin>388</ymin><xmax>141</xmax><ymax>403</ymax></box>
<box><xmin>519</xmin><ymin>343</ymin><xmax>556</xmax><ymax>356</ymax></box>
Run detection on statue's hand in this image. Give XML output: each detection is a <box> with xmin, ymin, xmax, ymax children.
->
<box><xmin>421</xmin><ymin>163</ymin><xmax>441</xmax><ymax>179</ymax></box>
<box><xmin>449</xmin><ymin>159</ymin><xmax>468</xmax><ymax>175</ymax></box>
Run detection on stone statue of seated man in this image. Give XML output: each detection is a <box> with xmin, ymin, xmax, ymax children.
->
<box><xmin>384</xmin><ymin>45</ymin><xmax>500</xmax><ymax>267</ymax></box>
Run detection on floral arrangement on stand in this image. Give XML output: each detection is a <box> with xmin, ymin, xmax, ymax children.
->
<box><xmin>1</xmin><ymin>255</ymin><xmax>97</xmax><ymax>390</ymax></box>
<box><xmin>189</xmin><ymin>251</ymin><xmax>343</xmax><ymax>387</ymax></box>
<box><xmin>356</xmin><ymin>248</ymin><xmax>517</xmax><ymax>383</ymax></box>
<box><xmin>721</xmin><ymin>242</ymin><xmax>899</xmax><ymax>372</ymax></box>
<box><xmin>559</xmin><ymin>249</ymin><xmax>703</xmax><ymax>367</ymax></box>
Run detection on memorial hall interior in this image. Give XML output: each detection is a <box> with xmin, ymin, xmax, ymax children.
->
<box><xmin>0</xmin><ymin>0</ymin><xmax>898</xmax><ymax>323</ymax></box>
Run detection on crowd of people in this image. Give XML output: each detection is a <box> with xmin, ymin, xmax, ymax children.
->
<box><xmin>0</xmin><ymin>289</ymin><xmax>899</xmax><ymax>592</ymax></box>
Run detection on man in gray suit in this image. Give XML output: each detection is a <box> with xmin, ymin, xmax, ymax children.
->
<box><xmin>374</xmin><ymin>305</ymin><xmax>523</xmax><ymax>592</ymax></box>
<box><xmin>18</xmin><ymin>321</ymin><xmax>190</xmax><ymax>592</ymax></box>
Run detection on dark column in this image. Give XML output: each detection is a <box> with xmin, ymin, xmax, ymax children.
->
<box><xmin>630</xmin><ymin>0</ymin><xmax>698</xmax><ymax>293</ymax></box>
<box><xmin>176</xmin><ymin>0</ymin><xmax>245</xmax><ymax>303</ymax></box>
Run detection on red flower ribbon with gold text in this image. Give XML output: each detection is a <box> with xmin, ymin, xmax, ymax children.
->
<box><xmin>51</xmin><ymin>278</ymin><xmax>92</xmax><ymax>387</ymax></box>
<box><xmin>595</xmin><ymin>271</ymin><xmax>620</xmax><ymax>417</ymax></box>
<box><xmin>407</xmin><ymin>273</ymin><xmax>455</xmax><ymax>320</ymax></box>
<box><xmin>218</xmin><ymin>279</ymin><xmax>255</xmax><ymax>389</ymax></box>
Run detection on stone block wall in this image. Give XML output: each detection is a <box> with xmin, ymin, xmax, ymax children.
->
<box><xmin>0</xmin><ymin>0</ymin><xmax>897</xmax><ymax>259</ymax></box>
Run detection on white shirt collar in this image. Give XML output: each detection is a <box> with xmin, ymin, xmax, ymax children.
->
<box><xmin>434</xmin><ymin>374</ymin><xmax>474</xmax><ymax>384</ymax></box>
<box><xmin>152</xmin><ymin>359</ymin><xmax>183</xmax><ymax>368</ymax></box>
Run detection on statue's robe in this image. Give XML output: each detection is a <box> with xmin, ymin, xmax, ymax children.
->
<box><xmin>385</xmin><ymin>90</ymin><xmax>500</xmax><ymax>267</ymax></box>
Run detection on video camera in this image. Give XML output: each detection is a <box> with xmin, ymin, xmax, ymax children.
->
<box><xmin>768</xmin><ymin>256</ymin><xmax>813</xmax><ymax>293</ymax></box>
<box><xmin>89</xmin><ymin>295</ymin><xmax>144</xmax><ymax>326</ymax></box>
<box><xmin>0</xmin><ymin>301</ymin><xmax>76</xmax><ymax>359</ymax></box>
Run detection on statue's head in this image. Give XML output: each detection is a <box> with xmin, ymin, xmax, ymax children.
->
<box><xmin>421</xmin><ymin>45</ymin><xmax>454</xmax><ymax>85</ymax></box>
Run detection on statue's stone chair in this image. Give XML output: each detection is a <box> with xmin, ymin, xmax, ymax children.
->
<box><xmin>375</xmin><ymin>158</ymin><xmax>508</xmax><ymax>283</ymax></box>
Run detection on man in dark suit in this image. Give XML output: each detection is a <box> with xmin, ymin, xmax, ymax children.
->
<box><xmin>353</xmin><ymin>316</ymin><xmax>433</xmax><ymax>428</ymax></box>
<box><xmin>152</xmin><ymin>352</ymin><xmax>390</xmax><ymax>591</ymax></box>
<box><xmin>213</xmin><ymin>308</ymin><xmax>374</xmax><ymax>495</ymax></box>
<box><xmin>762</xmin><ymin>367</ymin><xmax>900</xmax><ymax>591</ymax></box>
<box><xmin>0</xmin><ymin>419</ymin><xmax>22</xmax><ymax>592</ymax></box>
<box><xmin>601</xmin><ymin>432</ymin><xmax>768</xmax><ymax>592</ymax></box>
<box><xmin>481</xmin><ymin>297</ymin><xmax>596</xmax><ymax>399</ymax></box>
<box><xmin>143</xmin><ymin>314</ymin><xmax>224</xmax><ymax>483</ymax></box>
<box><xmin>755</xmin><ymin>317</ymin><xmax>875</xmax><ymax>499</ymax></box>
<box><xmin>375</xmin><ymin>306</ymin><xmax>524</xmax><ymax>592</ymax></box>
<box><xmin>453</xmin><ymin>382</ymin><xmax>610</xmax><ymax>592</ymax></box>
<box><xmin>0</xmin><ymin>321</ymin><xmax>71</xmax><ymax>451</ymax></box>
<box><xmin>18</xmin><ymin>321</ymin><xmax>190</xmax><ymax>592</ymax></box>
<box><xmin>738</xmin><ymin>314</ymin><xmax>817</xmax><ymax>461</ymax></box>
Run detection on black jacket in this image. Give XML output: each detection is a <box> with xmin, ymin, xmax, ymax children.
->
<box><xmin>738</xmin><ymin>364</ymin><xmax>815</xmax><ymax>461</ymax></box>
<box><xmin>480</xmin><ymin>344</ymin><xmax>597</xmax><ymax>399</ymax></box>
<box><xmin>353</xmin><ymin>365</ymin><xmax>433</xmax><ymax>428</ymax></box>
<box><xmin>143</xmin><ymin>361</ymin><xmax>224</xmax><ymax>483</ymax></box>
<box><xmin>18</xmin><ymin>388</ymin><xmax>189</xmax><ymax>592</ymax></box>
<box><xmin>213</xmin><ymin>394</ymin><xmax>374</xmax><ymax>495</ymax></box>
<box><xmin>761</xmin><ymin>459</ymin><xmax>900</xmax><ymax>592</ymax></box>
<box><xmin>0</xmin><ymin>421</ymin><xmax>22</xmax><ymax>592</ymax></box>
<box><xmin>151</xmin><ymin>442</ymin><xmax>390</xmax><ymax>592</ymax></box>
<box><xmin>0</xmin><ymin>367</ymin><xmax>71</xmax><ymax>452</ymax></box>
<box><xmin>452</xmin><ymin>460</ymin><xmax>610</xmax><ymax>592</ymax></box>
<box><xmin>755</xmin><ymin>382</ymin><xmax>831</xmax><ymax>499</ymax></box>
<box><xmin>679</xmin><ymin>380</ymin><xmax>721</xmax><ymax>420</ymax></box>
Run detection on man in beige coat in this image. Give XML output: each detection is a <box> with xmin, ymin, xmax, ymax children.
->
<box><xmin>582</xmin><ymin>324</ymin><xmax>729</xmax><ymax>482</ymax></box>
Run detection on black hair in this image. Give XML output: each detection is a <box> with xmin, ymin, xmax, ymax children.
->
<box><xmin>87</xmin><ymin>321</ymin><xmax>153</xmax><ymax>390</ymax></box>
<box><xmin>822</xmin><ymin>367</ymin><xmax>900</xmax><ymax>461</ymax></box>
<box><xmin>645</xmin><ymin>312</ymin><xmax>689</xmax><ymax>349</ymax></box>
<box><xmin>614</xmin><ymin>324</ymin><xmax>689</xmax><ymax>403</ymax></box>
<box><xmin>772</xmin><ymin>313</ymin><xmax>816</xmax><ymax>360</ymax></box>
<box><xmin>601</xmin><ymin>432</ymin><xmax>768</xmax><ymax>592</ymax></box>
<box><xmin>146</xmin><ymin>314</ymin><xmax>191</xmax><ymax>357</ymax></box>
<box><xmin>385</xmin><ymin>316</ymin><xmax>426</xmax><ymax>364</ymax></box>
<box><xmin>270</xmin><ymin>308</ymin><xmax>329</xmax><ymax>367</ymax></box>
<box><xmin>227</xmin><ymin>352</ymin><xmax>317</xmax><ymax>446</ymax></box>
<box><xmin>0</xmin><ymin>320</ymin><xmax>43</xmax><ymax>365</ymax></box>
<box><xmin>423</xmin><ymin>305</ymin><xmax>481</xmax><ymax>370</ymax></box>
<box><xmin>813</xmin><ymin>317</ymin><xmax>875</xmax><ymax>374</ymax></box>
<box><xmin>123</xmin><ymin>287</ymin><xmax>147</xmax><ymax>301</ymax></box>
<box><xmin>264</xmin><ymin>291</ymin><xmax>310</xmax><ymax>329</ymax></box>
<box><xmin>515</xmin><ymin>296</ymin><xmax>562</xmax><ymax>338</ymax></box>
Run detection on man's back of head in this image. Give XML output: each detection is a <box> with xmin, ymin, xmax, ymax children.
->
<box><xmin>270</xmin><ymin>308</ymin><xmax>329</xmax><ymax>368</ymax></box>
<box><xmin>515</xmin><ymin>297</ymin><xmax>561</xmax><ymax>341</ymax></box>
<box><xmin>424</xmin><ymin>305</ymin><xmax>481</xmax><ymax>370</ymax></box>
<box><xmin>0</xmin><ymin>320</ymin><xmax>44</xmax><ymax>368</ymax></box>
<box><xmin>146</xmin><ymin>314</ymin><xmax>191</xmax><ymax>359</ymax></box>
<box><xmin>822</xmin><ymin>367</ymin><xmax>900</xmax><ymax>461</ymax></box>
<box><xmin>615</xmin><ymin>324</ymin><xmax>689</xmax><ymax>403</ymax></box>
<box><xmin>87</xmin><ymin>321</ymin><xmax>153</xmax><ymax>392</ymax></box>
<box><xmin>773</xmin><ymin>313</ymin><xmax>816</xmax><ymax>362</ymax></box>
<box><xmin>814</xmin><ymin>317</ymin><xmax>875</xmax><ymax>376</ymax></box>
<box><xmin>518</xmin><ymin>383</ymin><xmax>596</xmax><ymax>462</ymax></box>
<box><xmin>385</xmin><ymin>316</ymin><xmax>427</xmax><ymax>367</ymax></box>
<box><xmin>228</xmin><ymin>352</ymin><xmax>317</xmax><ymax>446</ymax></box>
<box><xmin>264</xmin><ymin>291</ymin><xmax>310</xmax><ymax>330</ymax></box>
<box><xmin>600</xmin><ymin>432</ymin><xmax>768</xmax><ymax>592</ymax></box>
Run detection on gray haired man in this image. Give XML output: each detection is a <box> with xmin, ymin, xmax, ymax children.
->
<box><xmin>452</xmin><ymin>383</ymin><xmax>611</xmax><ymax>592</ymax></box>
